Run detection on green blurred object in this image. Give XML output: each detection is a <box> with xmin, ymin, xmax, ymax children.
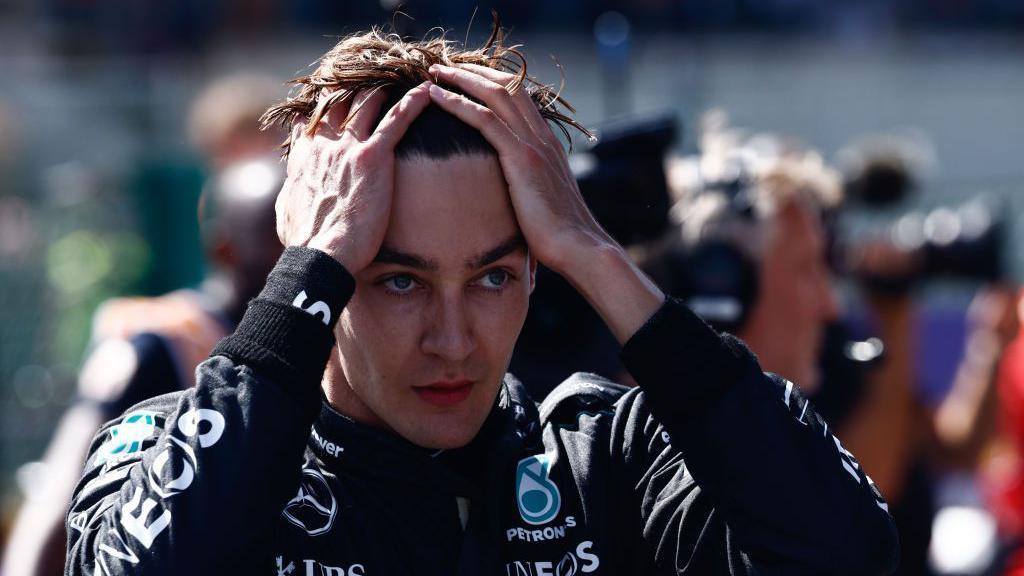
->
<box><xmin>131</xmin><ymin>159</ymin><xmax>206</xmax><ymax>296</ymax></box>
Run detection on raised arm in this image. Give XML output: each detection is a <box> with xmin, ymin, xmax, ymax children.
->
<box><xmin>65</xmin><ymin>83</ymin><xmax>432</xmax><ymax>576</ymax></box>
<box><xmin>65</xmin><ymin>248</ymin><xmax>353</xmax><ymax>575</ymax></box>
<box><xmin>427</xmin><ymin>64</ymin><xmax>898</xmax><ymax>574</ymax></box>
<box><xmin>617</xmin><ymin>299</ymin><xmax>899</xmax><ymax>574</ymax></box>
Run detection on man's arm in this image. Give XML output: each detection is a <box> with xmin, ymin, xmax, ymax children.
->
<box><xmin>933</xmin><ymin>286</ymin><xmax>1018</xmax><ymax>468</ymax></box>
<box><xmin>617</xmin><ymin>298</ymin><xmax>899</xmax><ymax>574</ymax></box>
<box><xmin>426</xmin><ymin>64</ymin><xmax>898</xmax><ymax>574</ymax></box>
<box><xmin>564</xmin><ymin>213</ymin><xmax>896</xmax><ymax>574</ymax></box>
<box><xmin>65</xmin><ymin>248</ymin><xmax>354</xmax><ymax>575</ymax></box>
<box><xmin>66</xmin><ymin>80</ymin><xmax>432</xmax><ymax>576</ymax></box>
<box><xmin>832</xmin><ymin>294</ymin><xmax>918</xmax><ymax>502</ymax></box>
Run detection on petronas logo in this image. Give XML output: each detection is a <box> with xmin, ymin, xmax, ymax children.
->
<box><xmin>515</xmin><ymin>454</ymin><xmax>561</xmax><ymax>526</ymax></box>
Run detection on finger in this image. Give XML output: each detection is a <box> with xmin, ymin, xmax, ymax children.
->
<box><xmin>322</xmin><ymin>90</ymin><xmax>353</xmax><ymax>136</ymax></box>
<box><xmin>457</xmin><ymin>62</ymin><xmax>518</xmax><ymax>87</ymax></box>
<box><xmin>428</xmin><ymin>64</ymin><xmax>536</xmax><ymax>139</ymax></box>
<box><xmin>456</xmin><ymin>63</ymin><xmax>552</xmax><ymax>136</ymax></box>
<box><xmin>427</xmin><ymin>84</ymin><xmax>518</xmax><ymax>153</ymax></box>
<box><xmin>345</xmin><ymin>88</ymin><xmax>388</xmax><ymax>141</ymax></box>
<box><xmin>300</xmin><ymin>90</ymin><xmax>353</xmax><ymax>142</ymax></box>
<box><xmin>370</xmin><ymin>81</ymin><xmax>433</xmax><ymax>149</ymax></box>
<box><xmin>455</xmin><ymin>63</ymin><xmax>569</xmax><ymax>162</ymax></box>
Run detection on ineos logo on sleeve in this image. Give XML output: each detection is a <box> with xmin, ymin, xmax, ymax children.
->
<box><xmin>292</xmin><ymin>290</ymin><xmax>332</xmax><ymax>326</ymax></box>
<box><xmin>148</xmin><ymin>409</ymin><xmax>223</xmax><ymax>499</ymax></box>
<box><xmin>94</xmin><ymin>406</ymin><xmax>227</xmax><ymax>568</ymax></box>
<box><xmin>176</xmin><ymin>408</ymin><xmax>225</xmax><ymax>448</ymax></box>
<box><xmin>146</xmin><ymin>437</ymin><xmax>198</xmax><ymax>498</ymax></box>
<box><xmin>120</xmin><ymin>487</ymin><xmax>171</xmax><ymax>549</ymax></box>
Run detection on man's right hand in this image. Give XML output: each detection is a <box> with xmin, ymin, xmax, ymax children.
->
<box><xmin>275</xmin><ymin>81</ymin><xmax>432</xmax><ymax>274</ymax></box>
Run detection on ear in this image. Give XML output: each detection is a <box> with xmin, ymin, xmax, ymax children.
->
<box><xmin>527</xmin><ymin>253</ymin><xmax>538</xmax><ymax>295</ymax></box>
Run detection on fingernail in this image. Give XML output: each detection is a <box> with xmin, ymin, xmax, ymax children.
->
<box><xmin>428</xmin><ymin>64</ymin><xmax>439</xmax><ymax>73</ymax></box>
<box><xmin>428</xmin><ymin>84</ymin><xmax>443</xmax><ymax>98</ymax></box>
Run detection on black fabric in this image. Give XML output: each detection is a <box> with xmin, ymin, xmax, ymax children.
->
<box><xmin>66</xmin><ymin>254</ymin><xmax>899</xmax><ymax>575</ymax></box>
<box><xmin>889</xmin><ymin>459</ymin><xmax>935</xmax><ymax>576</ymax></box>
<box><xmin>254</xmin><ymin>246</ymin><xmax>354</xmax><ymax>317</ymax></box>
<box><xmin>620</xmin><ymin>296</ymin><xmax>747</xmax><ymax>420</ymax></box>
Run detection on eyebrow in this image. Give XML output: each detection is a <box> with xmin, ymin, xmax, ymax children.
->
<box><xmin>468</xmin><ymin>234</ymin><xmax>526</xmax><ymax>270</ymax></box>
<box><xmin>373</xmin><ymin>247</ymin><xmax>439</xmax><ymax>271</ymax></box>
<box><xmin>372</xmin><ymin>234</ymin><xmax>526</xmax><ymax>272</ymax></box>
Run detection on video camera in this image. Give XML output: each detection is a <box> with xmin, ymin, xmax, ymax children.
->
<box><xmin>838</xmin><ymin>142</ymin><xmax>1006</xmax><ymax>289</ymax></box>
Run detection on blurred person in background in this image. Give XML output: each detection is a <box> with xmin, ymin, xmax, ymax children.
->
<box><xmin>652</xmin><ymin>119</ymin><xmax>843</xmax><ymax>391</ymax></box>
<box><xmin>187</xmin><ymin>73</ymin><xmax>285</xmax><ymax>171</ymax></box>
<box><xmin>657</xmin><ymin>119</ymin><xmax>1016</xmax><ymax>575</ymax></box>
<box><xmin>841</xmin><ymin>140</ymin><xmax>1017</xmax><ymax>575</ymax></box>
<box><xmin>0</xmin><ymin>75</ymin><xmax>285</xmax><ymax>576</ymax></box>
<box><xmin>980</xmin><ymin>290</ymin><xmax>1024</xmax><ymax>573</ymax></box>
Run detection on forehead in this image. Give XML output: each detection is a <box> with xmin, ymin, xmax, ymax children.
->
<box><xmin>387</xmin><ymin>155</ymin><xmax>519</xmax><ymax>264</ymax></box>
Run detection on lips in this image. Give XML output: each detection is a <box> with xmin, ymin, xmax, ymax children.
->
<box><xmin>414</xmin><ymin>380</ymin><xmax>473</xmax><ymax>407</ymax></box>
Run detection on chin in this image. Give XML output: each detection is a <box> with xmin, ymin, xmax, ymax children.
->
<box><xmin>407</xmin><ymin>422</ymin><xmax>479</xmax><ymax>450</ymax></box>
<box><xmin>385</xmin><ymin>406</ymin><xmax>485</xmax><ymax>449</ymax></box>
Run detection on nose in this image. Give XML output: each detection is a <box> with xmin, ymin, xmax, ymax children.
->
<box><xmin>420</xmin><ymin>292</ymin><xmax>476</xmax><ymax>363</ymax></box>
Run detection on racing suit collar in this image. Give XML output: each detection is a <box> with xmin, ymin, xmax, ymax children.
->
<box><xmin>308</xmin><ymin>374</ymin><xmax>542</xmax><ymax>498</ymax></box>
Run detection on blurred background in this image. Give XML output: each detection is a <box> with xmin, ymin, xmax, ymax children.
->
<box><xmin>2</xmin><ymin>1</ymin><xmax>1024</xmax><ymax>574</ymax></box>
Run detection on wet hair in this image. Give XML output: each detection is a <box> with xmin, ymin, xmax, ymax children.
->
<box><xmin>261</xmin><ymin>18</ymin><xmax>590</xmax><ymax>161</ymax></box>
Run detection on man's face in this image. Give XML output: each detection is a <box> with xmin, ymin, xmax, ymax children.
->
<box><xmin>740</xmin><ymin>199</ymin><xmax>839</xmax><ymax>392</ymax></box>
<box><xmin>327</xmin><ymin>154</ymin><xmax>533</xmax><ymax>449</ymax></box>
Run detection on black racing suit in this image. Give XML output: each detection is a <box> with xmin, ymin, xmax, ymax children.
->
<box><xmin>65</xmin><ymin>247</ymin><xmax>899</xmax><ymax>575</ymax></box>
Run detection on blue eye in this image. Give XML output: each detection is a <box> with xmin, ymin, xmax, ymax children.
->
<box><xmin>478</xmin><ymin>270</ymin><xmax>510</xmax><ymax>290</ymax></box>
<box><xmin>383</xmin><ymin>274</ymin><xmax>418</xmax><ymax>294</ymax></box>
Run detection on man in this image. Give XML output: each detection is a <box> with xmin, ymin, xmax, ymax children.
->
<box><xmin>663</xmin><ymin>125</ymin><xmax>843</xmax><ymax>392</ymax></box>
<box><xmin>666</xmin><ymin>125</ymin><xmax>1017</xmax><ymax>574</ymax></box>
<box><xmin>66</xmin><ymin>26</ymin><xmax>898</xmax><ymax>575</ymax></box>
<box><xmin>2</xmin><ymin>83</ymin><xmax>283</xmax><ymax>575</ymax></box>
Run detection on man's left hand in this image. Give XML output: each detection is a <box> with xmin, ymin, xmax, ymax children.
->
<box><xmin>426</xmin><ymin>64</ymin><xmax>664</xmax><ymax>343</ymax></box>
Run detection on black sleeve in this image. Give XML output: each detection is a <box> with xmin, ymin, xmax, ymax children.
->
<box><xmin>617</xmin><ymin>298</ymin><xmax>899</xmax><ymax>575</ymax></box>
<box><xmin>65</xmin><ymin>247</ymin><xmax>354</xmax><ymax>575</ymax></box>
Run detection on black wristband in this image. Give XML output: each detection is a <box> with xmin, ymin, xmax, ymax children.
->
<box><xmin>257</xmin><ymin>246</ymin><xmax>355</xmax><ymax>327</ymax></box>
<box><xmin>212</xmin><ymin>247</ymin><xmax>355</xmax><ymax>397</ymax></box>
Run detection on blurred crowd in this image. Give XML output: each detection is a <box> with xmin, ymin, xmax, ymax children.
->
<box><xmin>3</xmin><ymin>3</ymin><xmax>1024</xmax><ymax>575</ymax></box>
